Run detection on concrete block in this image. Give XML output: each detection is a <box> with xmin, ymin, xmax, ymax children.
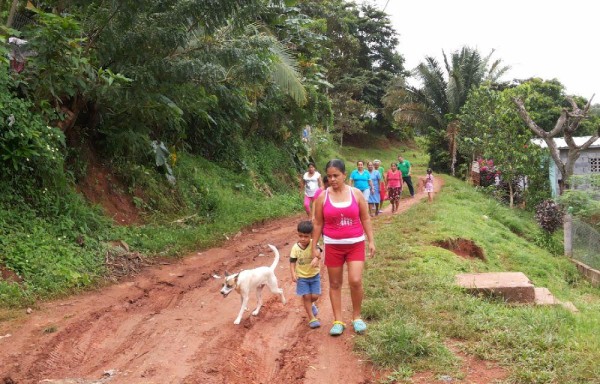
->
<box><xmin>456</xmin><ymin>272</ymin><xmax>536</xmax><ymax>303</ymax></box>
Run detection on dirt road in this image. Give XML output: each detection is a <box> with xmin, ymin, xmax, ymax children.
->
<box><xmin>0</xmin><ymin>181</ymin><xmax>439</xmax><ymax>384</ymax></box>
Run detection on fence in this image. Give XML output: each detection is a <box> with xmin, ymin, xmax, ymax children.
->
<box><xmin>571</xmin><ymin>217</ymin><xmax>600</xmax><ymax>271</ymax></box>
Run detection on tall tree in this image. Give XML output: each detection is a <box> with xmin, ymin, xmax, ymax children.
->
<box><xmin>460</xmin><ymin>85</ymin><xmax>545</xmax><ymax>207</ymax></box>
<box><xmin>298</xmin><ymin>0</ymin><xmax>406</xmax><ymax>142</ymax></box>
<box><xmin>513</xmin><ymin>94</ymin><xmax>599</xmax><ymax>195</ymax></box>
<box><xmin>391</xmin><ymin>47</ymin><xmax>508</xmax><ymax>174</ymax></box>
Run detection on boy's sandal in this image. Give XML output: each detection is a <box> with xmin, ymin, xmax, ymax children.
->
<box><xmin>309</xmin><ymin>318</ymin><xmax>321</xmax><ymax>329</ymax></box>
<box><xmin>312</xmin><ymin>303</ymin><xmax>319</xmax><ymax>317</ymax></box>
<box><xmin>352</xmin><ymin>319</ymin><xmax>367</xmax><ymax>334</ymax></box>
<box><xmin>329</xmin><ymin>321</ymin><xmax>346</xmax><ymax>336</ymax></box>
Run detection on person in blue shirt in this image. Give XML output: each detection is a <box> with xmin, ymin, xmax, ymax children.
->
<box><xmin>366</xmin><ymin>161</ymin><xmax>381</xmax><ymax>216</ymax></box>
<box><xmin>349</xmin><ymin>160</ymin><xmax>374</xmax><ymax>201</ymax></box>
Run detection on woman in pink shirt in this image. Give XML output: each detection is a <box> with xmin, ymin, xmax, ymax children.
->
<box><xmin>385</xmin><ymin>162</ymin><xmax>403</xmax><ymax>213</ymax></box>
<box><xmin>311</xmin><ymin>159</ymin><xmax>375</xmax><ymax>336</ymax></box>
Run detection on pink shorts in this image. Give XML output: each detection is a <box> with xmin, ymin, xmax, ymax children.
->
<box><xmin>324</xmin><ymin>242</ymin><xmax>365</xmax><ymax>267</ymax></box>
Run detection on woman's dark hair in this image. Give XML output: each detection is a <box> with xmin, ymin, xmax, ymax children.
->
<box><xmin>356</xmin><ymin>160</ymin><xmax>364</xmax><ymax>166</ymax></box>
<box><xmin>427</xmin><ymin>168</ymin><xmax>433</xmax><ymax>174</ymax></box>
<box><xmin>297</xmin><ymin>220</ymin><xmax>314</xmax><ymax>234</ymax></box>
<box><xmin>307</xmin><ymin>162</ymin><xmax>316</xmax><ymax>168</ymax></box>
<box><xmin>325</xmin><ymin>159</ymin><xmax>345</xmax><ymax>174</ymax></box>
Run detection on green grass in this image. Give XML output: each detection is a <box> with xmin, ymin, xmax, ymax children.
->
<box><xmin>359</xmin><ymin>175</ymin><xmax>600</xmax><ymax>383</ymax></box>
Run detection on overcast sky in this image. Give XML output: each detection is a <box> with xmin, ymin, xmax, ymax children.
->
<box><xmin>370</xmin><ymin>0</ymin><xmax>599</xmax><ymax>100</ymax></box>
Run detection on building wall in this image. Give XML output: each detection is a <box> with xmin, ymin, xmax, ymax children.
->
<box><xmin>552</xmin><ymin>148</ymin><xmax>600</xmax><ymax>195</ymax></box>
<box><xmin>559</xmin><ymin>148</ymin><xmax>600</xmax><ymax>175</ymax></box>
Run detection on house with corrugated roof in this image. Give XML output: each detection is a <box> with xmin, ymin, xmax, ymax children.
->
<box><xmin>532</xmin><ymin>136</ymin><xmax>600</xmax><ymax>197</ymax></box>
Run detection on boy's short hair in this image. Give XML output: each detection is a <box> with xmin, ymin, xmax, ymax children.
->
<box><xmin>297</xmin><ymin>220</ymin><xmax>313</xmax><ymax>234</ymax></box>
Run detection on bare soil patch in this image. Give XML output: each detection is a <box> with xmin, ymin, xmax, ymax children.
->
<box><xmin>77</xmin><ymin>161</ymin><xmax>140</xmax><ymax>226</ymax></box>
<box><xmin>435</xmin><ymin>238</ymin><xmax>486</xmax><ymax>261</ymax></box>
<box><xmin>0</xmin><ymin>264</ymin><xmax>22</xmax><ymax>283</ymax></box>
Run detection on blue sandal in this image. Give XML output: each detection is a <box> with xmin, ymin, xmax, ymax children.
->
<box><xmin>312</xmin><ymin>303</ymin><xmax>319</xmax><ymax>317</ymax></box>
<box><xmin>309</xmin><ymin>318</ymin><xmax>321</xmax><ymax>329</ymax></box>
<box><xmin>352</xmin><ymin>319</ymin><xmax>367</xmax><ymax>334</ymax></box>
<box><xmin>329</xmin><ymin>321</ymin><xmax>346</xmax><ymax>336</ymax></box>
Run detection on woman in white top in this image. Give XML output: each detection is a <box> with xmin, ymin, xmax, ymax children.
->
<box><xmin>300</xmin><ymin>162</ymin><xmax>323</xmax><ymax>217</ymax></box>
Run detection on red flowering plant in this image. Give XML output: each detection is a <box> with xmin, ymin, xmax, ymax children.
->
<box><xmin>478</xmin><ymin>158</ymin><xmax>499</xmax><ymax>187</ymax></box>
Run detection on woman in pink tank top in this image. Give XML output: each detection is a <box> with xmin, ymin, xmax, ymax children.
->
<box><xmin>311</xmin><ymin>159</ymin><xmax>375</xmax><ymax>336</ymax></box>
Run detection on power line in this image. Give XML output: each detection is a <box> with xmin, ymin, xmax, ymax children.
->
<box><xmin>382</xmin><ymin>0</ymin><xmax>390</xmax><ymax>11</ymax></box>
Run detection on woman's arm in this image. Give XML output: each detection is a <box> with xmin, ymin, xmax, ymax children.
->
<box><xmin>353</xmin><ymin>188</ymin><xmax>375</xmax><ymax>258</ymax></box>
<box><xmin>311</xmin><ymin>192</ymin><xmax>325</xmax><ymax>262</ymax></box>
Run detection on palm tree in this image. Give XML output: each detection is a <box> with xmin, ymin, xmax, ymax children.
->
<box><xmin>389</xmin><ymin>46</ymin><xmax>509</xmax><ymax>174</ymax></box>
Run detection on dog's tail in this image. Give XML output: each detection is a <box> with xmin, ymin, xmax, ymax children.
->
<box><xmin>267</xmin><ymin>244</ymin><xmax>280</xmax><ymax>271</ymax></box>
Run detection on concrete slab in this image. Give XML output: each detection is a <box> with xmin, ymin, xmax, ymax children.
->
<box><xmin>456</xmin><ymin>272</ymin><xmax>578</xmax><ymax>312</ymax></box>
<box><xmin>534</xmin><ymin>287</ymin><xmax>559</xmax><ymax>305</ymax></box>
<box><xmin>456</xmin><ymin>272</ymin><xmax>536</xmax><ymax>303</ymax></box>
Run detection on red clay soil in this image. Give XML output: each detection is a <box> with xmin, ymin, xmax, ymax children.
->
<box><xmin>77</xmin><ymin>161</ymin><xmax>140</xmax><ymax>225</ymax></box>
<box><xmin>0</xmin><ymin>176</ymin><xmax>505</xmax><ymax>384</ymax></box>
<box><xmin>434</xmin><ymin>238</ymin><xmax>486</xmax><ymax>261</ymax></box>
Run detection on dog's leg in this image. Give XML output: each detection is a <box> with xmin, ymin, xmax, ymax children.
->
<box><xmin>252</xmin><ymin>286</ymin><xmax>263</xmax><ymax>316</ymax></box>
<box><xmin>267</xmin><ymin>275</ymin><xmax>286</xmax><ymax>305</ymax></box>
<box><xmin>234</xmin><ymin>295</ymin><xmax>249</xmax><ymax>325</ymax></box>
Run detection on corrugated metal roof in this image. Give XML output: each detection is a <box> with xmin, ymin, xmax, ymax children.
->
<box><xmin>531</xmin><ymin>136</ymin><xmax>600</xmax><ymax>149</ymax></box>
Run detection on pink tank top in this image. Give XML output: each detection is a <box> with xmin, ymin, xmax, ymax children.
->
<box><xmin>386</xmin><ymin>170</ymin><xmax>402</xmax><ymax>188</ymax></box>
<box><xmin>322</xmin><ymin>187</ymin><xmax>365</xmax><ymax>242</ymax></box>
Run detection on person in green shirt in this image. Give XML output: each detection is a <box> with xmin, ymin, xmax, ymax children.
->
<box><xmin>397</xmin><ymin>155</ymin><xmax>415</xmax><ymax>197</ymax></box>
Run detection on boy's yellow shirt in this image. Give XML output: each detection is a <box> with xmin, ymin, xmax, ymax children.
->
<box><xmin>290</xmin><ymin>239</ymin><xmax>320</xmax><ymax>279</ymax></box>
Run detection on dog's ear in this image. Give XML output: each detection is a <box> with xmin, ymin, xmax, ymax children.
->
<box><xmin>224</xmin><ymin>270</ymin><xmax>230</xmax><ymax>277</ymax></box>
<box><xmin>234</xmin><ymin>273</ymin><xmax>239</xmax><ymax>283</ymax></box>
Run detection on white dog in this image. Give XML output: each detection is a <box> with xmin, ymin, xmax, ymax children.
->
<box><xmin>220</xmin><ymin>244</ymin><xmax>286</xmax><ymax>324</ymax></box>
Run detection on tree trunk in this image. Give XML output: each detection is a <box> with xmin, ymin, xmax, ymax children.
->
<box><xmin>509</xmin><ymin>182</ymin><xmax>514</xmax><ymax>208</ymax></box>
<box><xmin>6</xmin><ymin>0</ymin><xmax>20</xmax><ymax>27</ymax></box>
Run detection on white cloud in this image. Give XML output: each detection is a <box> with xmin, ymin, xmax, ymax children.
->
<box><xmin>370</xmin><ymin>0</ymin><xmax>599</xmax><ymax>99</ymax></box>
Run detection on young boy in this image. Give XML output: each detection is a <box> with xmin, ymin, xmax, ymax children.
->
<box><xmin>290</xmin><ymin>220</ymin><xmax>322</xmax><ymax>328</ymax></box>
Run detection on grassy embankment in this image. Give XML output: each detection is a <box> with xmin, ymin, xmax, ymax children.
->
<box><xmin>352</xmin><ymin>172</ymin><xmax>600</xmax><ymax>383</ymax></box>
<box><xmin>0</xmin><ymin>146</ymin><xmax>303</xmax><ymax>307</ymax></box>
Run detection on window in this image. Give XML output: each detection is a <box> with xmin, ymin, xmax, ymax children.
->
<box><xmin>590</xmin><ymin>157</ymin><xmax>600</xmax><ymax>173</ymax></box>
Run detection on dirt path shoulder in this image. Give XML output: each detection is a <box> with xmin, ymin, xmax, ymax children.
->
<box><xmin>0</xmin><ymin>178</ymin><xmax>443</xmax><ymax>384</ymax></box>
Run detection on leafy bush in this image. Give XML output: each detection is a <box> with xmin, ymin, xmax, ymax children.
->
<box><xmin>535</xmin><ymin>199</ymin><xmax>563</xmax><ymax>233</ymax></box>
<box><xmin>0</xmin><ymin>64</ymin><xmax>65</xmax><ymax>182</ymax></box>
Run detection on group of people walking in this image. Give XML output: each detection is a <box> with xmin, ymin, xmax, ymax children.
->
<box><xmin>293</xmin><ymin>156</ymin><xmax>434</xmax><ymax>337</ymax></box>
<box><xmin>301</xmin><ymin>155</ymin><xmax>422</xmax><ymax>218</ymax></box>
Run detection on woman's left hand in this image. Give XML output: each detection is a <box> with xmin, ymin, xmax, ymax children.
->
<box><xmin>368</xmin><ymin>242</ymin><xmax>376</xmax><ymax>258</ymax></box>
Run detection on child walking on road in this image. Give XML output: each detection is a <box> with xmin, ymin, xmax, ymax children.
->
<box><xmin>290</xmin><ymin>221</ymin><xmax>322</xmax><ymax>328</ymax></box>
<box><xmin>425</xmin><ymin>168</ymin><xmax>434</xmax><ymax>202</ymax></box>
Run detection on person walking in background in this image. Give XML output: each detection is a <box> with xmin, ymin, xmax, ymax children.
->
<box><xmin>424</xmin><ymin>168</ymin><xmax>434</xmax><ymax>202</ymax></box>
<box><xmin>373</xmin><ymin>159</ymin><xmax>386</xmax><ymax>213</ymax></box>
<box><xmin>349</xmin><ymin>160</ymin><xmax>373</xmax><ymax>201</ymax></box>
<box><xmin>311</xmin><ymin>159</ymin><xmax>375</xmax><ymax>336</ymax></box>
<box><xmin>385</xmin><ymin>162</ymin><xmax>402</xmax><ymax>213</ymax></box>
<box><xmin>289</xmin><ymin>220</ymin><xmax>322</xmax><ymax>329</ymax></box>
<box><xmin>397</xmin><ymin>155</ymin><xmax>414</xmax><ymax>197</ymax></box>
<box><xmin>300</xmin><ymin>162</ymin><xmax>323</xmax><ymax>217</ymax></box>
<box><xmin>366</xmin><ymin>161</ymin><xmax>381</xmax><ymax>217</ymax></box>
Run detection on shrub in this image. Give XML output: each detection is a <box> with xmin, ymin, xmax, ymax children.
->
<box><xmin>535</xmin><ymin>199</ymin><xmax>563</xmax><ymax>233</ymax></box>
